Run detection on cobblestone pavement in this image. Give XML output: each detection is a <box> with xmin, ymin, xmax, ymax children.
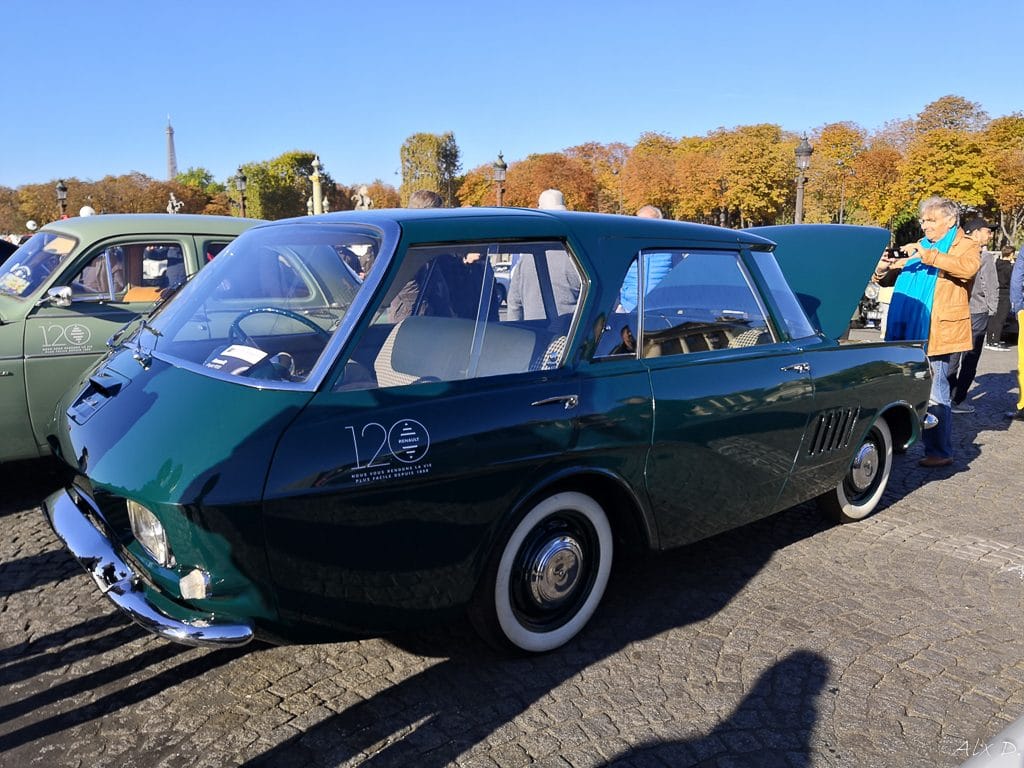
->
<box><xmin>2</xmin><ymin>339</ymin><xmax>1022</xmax><ymax>768</ymax></box>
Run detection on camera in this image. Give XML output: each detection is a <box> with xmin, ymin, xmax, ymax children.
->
<box><xmin>883</xmin><ymin>246</ymin><xmax>900</xmax><ymax>261</ymax></box>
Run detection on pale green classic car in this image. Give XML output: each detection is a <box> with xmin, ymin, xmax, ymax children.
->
<box><xmin>0</xmin><ymin>214</ymin><xmax>258</xmax><ymax>462</ymax></box>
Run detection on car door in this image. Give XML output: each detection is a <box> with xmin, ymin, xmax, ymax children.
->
<box><xmin>634</xmin><ymin>247</ymin><xmax>816</xmax><ymax>548</ymax></box>
<box><xmin>261</xmin><ymin>240</ymin><xmax>589</xmax><ymax>628</ymax></box>
<box><xmin>22</xmin><ymin>236</ymin><xmax>193</xmax><ymax>447</ymax></box>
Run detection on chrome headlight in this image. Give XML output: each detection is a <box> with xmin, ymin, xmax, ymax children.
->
<box><xmin>126</xmin><ymin>500</ymin><xmax>174</xmax><ymax>566</ymax></box>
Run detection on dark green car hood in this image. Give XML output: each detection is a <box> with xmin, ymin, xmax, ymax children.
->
<box><xmin>746</xmin><ymin>224</ymin><xmax>889</xmax><ymax>341</ymax></box>
<box><xmin>55</xmin><ymin>348</ymin><xmax>314</xmax><ymax>507</ymax></box>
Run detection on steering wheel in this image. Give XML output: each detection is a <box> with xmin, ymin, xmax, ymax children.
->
<box><xmin>228</xmin><ymin>306</ymin><xmax>330</xmax><ymax>350</ymax></box>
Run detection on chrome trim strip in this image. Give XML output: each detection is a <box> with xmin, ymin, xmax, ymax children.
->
<box><xmin>43</xmin><ymin>488</ymin><xmax>254</xmax><ymax>647</ymax></box>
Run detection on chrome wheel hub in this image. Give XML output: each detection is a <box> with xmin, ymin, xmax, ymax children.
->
<box><xmin>850</xmin><ymin>442</ymin><xmax>879</xmax><ymax>492</ymax></box>
<box><xmin>527</xmin><ymin>536</ymin><xmax>583</xmax><ymax>607</ymax></box>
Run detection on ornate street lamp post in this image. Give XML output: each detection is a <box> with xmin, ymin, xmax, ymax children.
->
<box><xmin>235</xmin><ymin>168</ymin><xmax>248</xmax><ymax>218</ymax></box>
<box><xmin>837</xmin><ymin>159</ymin><xmax>854</xmax><ymax>224</ymax></box>
<box><xmin>311</xmin><ymin>156</ymin><xmax>325</xmax><ymax>215</ymax></box>
<box><xmin>492</xmin><ymin>153</ymin><xmax>507</xmax><ymax>207</ymax></box>
<box><xmin>55</xmin><ymin>179</ymin><xmax>68</xmax><ymax>218</ymax></box>
<box><xmin>794</xmin><ymin>137</ymin><xmax>813</xmax><ymax>224</ymax></box>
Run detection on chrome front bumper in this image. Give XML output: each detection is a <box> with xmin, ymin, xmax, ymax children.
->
<box><xmin>43</xmin><ymin>487</ymin><xmax>254</xmax><ymax>647</ymax></box>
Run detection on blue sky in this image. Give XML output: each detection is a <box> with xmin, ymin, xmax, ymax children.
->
<box><xmin>2</xmin><ymin>0</ymin><xmax>1022</xmax><ymax>189</ymax></box>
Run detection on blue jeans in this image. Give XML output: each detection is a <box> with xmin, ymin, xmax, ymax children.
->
<box><xmin>923</xmin><ymin>354</ymin><xmax>952</xmax><ymax>459</ymax></box>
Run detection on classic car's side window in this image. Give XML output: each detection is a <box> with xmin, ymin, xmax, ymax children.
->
<box><xmin>639</xmin><ymin>249</ymin><xmax>773</xmax><ymax>358</ymax></box>
<box><xmin>749</xmin><ymin>250</ymin><xmax>818</xmax><ymax>340</ymax></box>
<box><xmin>340</xmin><ymin>241</ymin><xmax>581</xmax><ymax>390</ymax></box>
<box><xmin>71</xmin><ymin>241</ymin><xmax>189</xmax><ymax>303</ymax></box>
<box><xmin>595</xmin><ymin>252</ymin><xmax>676</xmax><ymax>359</ymax></box>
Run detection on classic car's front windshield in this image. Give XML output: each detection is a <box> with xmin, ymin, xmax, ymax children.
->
<box><xmin>144</xmin><ymin>223</ymin><xmax>381</xmax><ymax>385</ymax></box>
<box><xmin>0</xmin><ymin>231</ymin><xmax>78</xmax><ymax>298</ymax></box>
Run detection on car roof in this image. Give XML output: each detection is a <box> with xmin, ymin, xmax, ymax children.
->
<box><xmin>261</xmin><ymin>207</ymin><xmax>777</xmax><ymax>248</ymax></box>
<box><xmin>40</xmin><ymin>213</ymin><xmax>261</xmax><ymax>239</ymax></box>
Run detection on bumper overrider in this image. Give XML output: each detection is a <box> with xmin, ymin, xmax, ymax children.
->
<box><xmin>43</xmin><ymin>487</ymin><xmax>254</xmax><ymax>647</ymax></box>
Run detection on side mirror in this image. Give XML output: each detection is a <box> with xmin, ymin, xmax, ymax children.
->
<box><xmin>45</xmin><ymin>286</ymin><xmax>72</xmax><ymax>308</ymax></box>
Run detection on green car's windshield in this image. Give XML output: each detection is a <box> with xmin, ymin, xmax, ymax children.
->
<box><xmin>0</xmin><ymin>231</ymin><xmax>78</xmax><ymax>298</ymax></box>
<box><xmin>143</xmin><ymin>223</ymin><xmax>380</xmax><ymax>386</ymax></box>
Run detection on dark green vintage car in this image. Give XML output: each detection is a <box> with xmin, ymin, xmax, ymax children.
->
<box><xmin>0</xmin><ymin>214</ymin><xmax>259</xmax><ymax>462</ymax></box>
<box><xmin>43</xmin><ymin>209</ymin><xmax>931</xmax><ymax>653</ymax></box>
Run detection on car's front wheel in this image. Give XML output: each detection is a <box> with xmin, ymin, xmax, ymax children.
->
<box><xmin>470</xmin><ymin>491</ymin><xmax>612</xmax><ymax>653</ymax></box>
<box><xmin>817</xmin><ymin>419</ymin><xmax>893</xmax><ymax>523</ymax></box>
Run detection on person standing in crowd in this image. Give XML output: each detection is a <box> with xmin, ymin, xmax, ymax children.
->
<box><xmin>1007</xmin><ymin>246</ymin><xmax>1024</xmax><ymax>421</ymax></box>
<box><xmin>987</xmin><ymin>244</ymin><xmax>1017</xmax><ymax>350</ymax></box>
<box><xmin>506</xmin><ymin>190</ymin><xmax>580</xmax><ymax>321</ymax></box>
<box><xmin>878</xmin><ymin>196</ymin><xmax>980</xmax><ymax>468</ymax></box>
<box><xmin>407</xmin><ymin>189</ymin><xmax>443</xmax><ymax>209</ymax></box>
<box><xmin>619</xmin><ymin>204</ymin><xmax>672</xmax><ymax>312</ymax></box>
<box><xmin>947</xmin><ymin>216</ymin><xmax>999</xmax><ymax>413</ymax></box>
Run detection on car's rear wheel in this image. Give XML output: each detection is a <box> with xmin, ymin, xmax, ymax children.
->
<box><xmin>470</xmin><ymin>491</ymin><xmax>612</xmax><ymax>653</ymax></box>
<box><xmin>817</xmin><ymin>419</ymin><xmax>893</xmax><ymax>523</ymax></box>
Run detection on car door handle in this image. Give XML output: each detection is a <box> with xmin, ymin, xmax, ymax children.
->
<box><xmin>780</xmin><ymin>363</ymin><xmax>811</xmax><ymax>374</ymax></box>
<box><xmin>531</xmin><ymin>395</ymin><xmax>579</xmax><ymax>410</ymax></box>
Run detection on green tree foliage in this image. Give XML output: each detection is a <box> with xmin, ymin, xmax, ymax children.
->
<box><xmin>456</xmin><ymin>164</ymin><xmax>497</xmax><ymax>208</ymax></box>
<box><xmin>803</xmin><ymin>123</ymin><xmax>867</xmax><ymax>223</ymax></box>
<box><xmin>901</xmin><ymin>129</ymin><xmax>993</xmax><ymax>209</ymax></box>
<box><xmin>916</xmin><ymin>95</ymin><xmax>990</xmax><ymax>134</ymax></box>
<box><xmin>0</xmin><ymin>186</ymin><xmax>19</xmax><ymax>234</ymax></box>
<box><xmin>984</xmin><ymin>115</ymin><xmax>1024</xmax><ymax>244</ymax></box>
<box><xmin>847</xmin><ymin>143</ymin><xmax>904</xmax><ymax>228</ymax></box>
<box><xmin>175</xmin><ymin>167</ymin><xmax>225</xmax><ymax>196</ymax></box>
<box><xmin>399</xmin><ymin>132</ymin><xmax>461</xmax><ymax>206</ymax></box>
<box><xmin>716</xmin><ymin>125</ymin><xmax>793</xmax><ymax>227</ymax></box>
<box><xmin>672</xmin><ymin>137</ymin><xmax>723</xmax><ymax>224</ymax></box>
<box><xmin>565</xmin><ymin>142</ymin><xmax>630</xmax><ymax>213</ymax></box>
<box><xmin>621</xmin><ymin>133</ymin><xmax>678</xmax><ymax>217</ymax></box>
<box><xmin>236</xmin><ymin>152</ymin><xmax>337</xmax><ymax>220</ymax></box>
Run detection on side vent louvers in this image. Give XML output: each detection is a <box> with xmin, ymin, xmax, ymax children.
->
<box><xmin>807</xmin><ymin>407</ymin><xmax>860</xmax><ymax>456</ymax></box>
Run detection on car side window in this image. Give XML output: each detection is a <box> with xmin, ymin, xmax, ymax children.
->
<box><xmin>595</xmin><ymin>252</ymin><xmax>676</xmax><ymax>359</ymax></box>
<box><xmin>749</xmin><ymin>250</ymin><xmax>818</xmax><ymax>340</ymax></box>
<box><xmin>639</xmin><ymin>249</ymin><xmax>773</xmax><ymax>358</ymax></box>
<box><xmin>338</xmin><ymin>240</ymin><xmax>582</xmax><ymax>391</ymax></box>
<box><xmin>71</xmin><ymin>241</ymin><xmax>188</xmax><ymax>303</ymax></box>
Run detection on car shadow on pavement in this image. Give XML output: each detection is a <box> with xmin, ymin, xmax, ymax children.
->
<box><xmin>0</xmin><ymin>642</ymin><xmax>245</xmax><ymax>752</ymax></box>
<box><xmin>0</xmin><ymin>549</ymin><xmax>83</xmax><ymax>596</ymax></box>
<box><xmin>0</xmin><ymin>458</ymin><xmax>64</xmax><ymax>518</ymax></box>
<box><xmin>241</xmin><ymin>503</ymin><xmax>835</xmax><ymax>767</ymax></box>
<box><xmin>607</xmin><ymin>650</ymin><xmax>831</xmax><ymax>766</ymax></box>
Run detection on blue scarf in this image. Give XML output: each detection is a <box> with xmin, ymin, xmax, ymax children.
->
<box><xmin>884</xmin><ymin>226</ymin><xmax>958</xmax><ymax>344</ymax></box>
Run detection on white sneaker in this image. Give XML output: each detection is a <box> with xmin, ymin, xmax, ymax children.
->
<box><xmin>951</xmin><ymin>402</ymin><xmax>975</xmax><ymax>414</ymax></box>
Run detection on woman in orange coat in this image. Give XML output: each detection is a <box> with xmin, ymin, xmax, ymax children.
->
<box><xmin>877</xmin><ymin>196</ymin><xmax>980</xmax><ymax>467</ymax></box>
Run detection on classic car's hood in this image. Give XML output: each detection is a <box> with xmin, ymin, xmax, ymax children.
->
<box><xmin>54</xmin><ymin>347</ymin><xmax>315</xmax><ymax>507</ymax></box>
<box><xmin>746</xmin><ymin>224</ymin><xmax>889</xmax><ymax>341</ymax></box>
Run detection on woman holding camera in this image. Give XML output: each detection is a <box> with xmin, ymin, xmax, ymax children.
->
<box><xmin>874</xmin><ymin>196</ymin><xmax>981</xmax><ymax>468</ymax></box>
